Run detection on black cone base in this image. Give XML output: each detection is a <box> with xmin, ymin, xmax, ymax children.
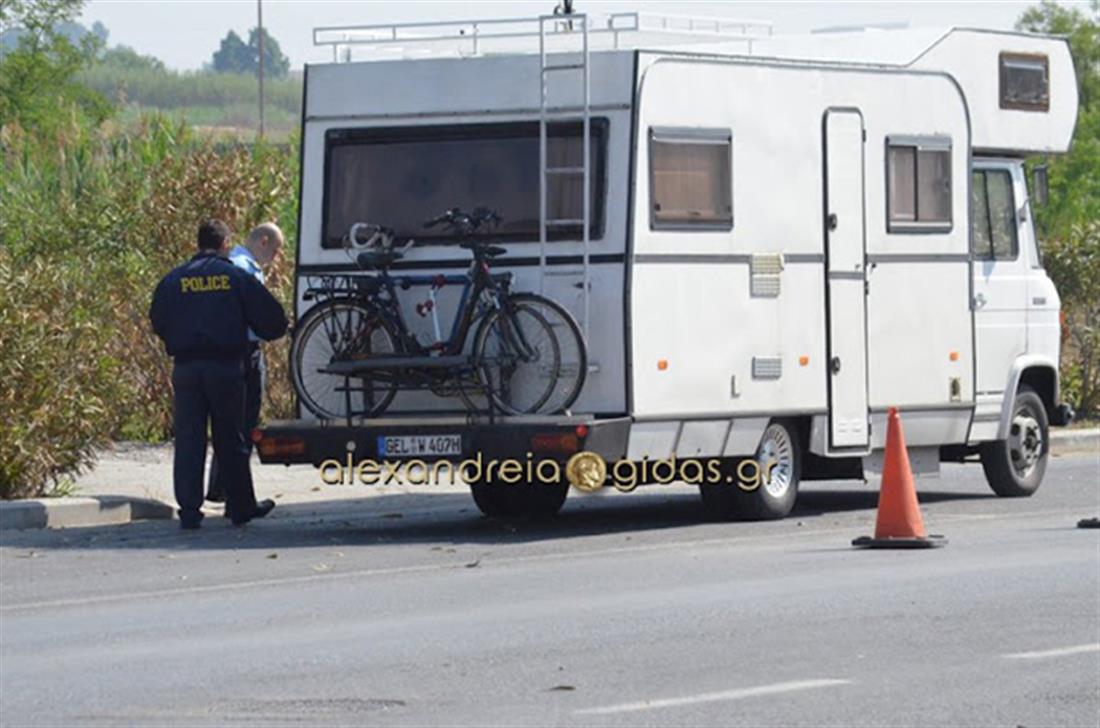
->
<box><xmin>852</xmin><ymin>534</ymin><xmax>947</xmax><ymax>549</ymax></box>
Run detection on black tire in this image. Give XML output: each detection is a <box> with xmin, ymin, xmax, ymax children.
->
<box><xmin>504</xmin><ymin>293</ymin><xmax>588</xmax><ymax>414</ymax></box>
<box><xmin>474</xmin><ymin>302</ymin><xmax>560</xmax><ymax>415</ymax></box>
<box><xmin>980</xmin><ymin>386</ymin><xmax>1049</xmax><ymax>497</ymax></box>
<box><xmin>469</xmin><ymin>481</ymin><xmax>569</xmax><ymax>520</ymax></box>
<box><xmin>291</xmin><ymin>300</ymin><xmax>400</xmax><ymax>419</ymax></box>
<box><xmin>699</xmin><ymin>419</ymin><xmax>801</xmax><ymax>521</ymax></box>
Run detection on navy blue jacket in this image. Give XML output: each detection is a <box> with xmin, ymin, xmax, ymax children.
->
<box><xmin>149</xmin><ymin>251</ymin><xmax>288</xmax><ymax>361</ymax></box>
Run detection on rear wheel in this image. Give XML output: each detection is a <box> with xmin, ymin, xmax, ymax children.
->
<box><xmin>980</xmin><ymin>386</ymin><xmax>1048</xmax><ymax>497</ymax></box>
<box><xmin>469</xmin><ymin>481</ymin><xmax>569</xmax><ymax>520</ymax></box>
<box><xmin>291</xmin><ymin>301</ymin><xmax>400</xmax><ymax>420</ymax></box>
<box><xmin>474</xmin><ymin>303</ymin><xmax>560</xmax><ymax>415</ymax></box>
<box><xmin>699</xmin><ymin>420</ymin><xmax>801</xmax><ymax>521</ymax></box>
<box><xmin>504</xmin><ymin>293</ymin><xmax>587</xmax><ymax>414</ymax></box>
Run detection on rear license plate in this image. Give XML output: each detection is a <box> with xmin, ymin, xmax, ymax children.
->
<box><xmin>377</xmin><ymin>434</ymin><xmax>462</xmax><ymax>458</ymax></box>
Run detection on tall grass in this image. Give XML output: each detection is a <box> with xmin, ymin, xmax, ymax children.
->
<box><xmin>0</xmin><ymin>114</ymin><xmax>299</xmax><ymax>497</ymax></box>
<box><xmin>79</xmin><ymin>66</ymin><xmax>302</xmax><ymax>114</ymax></box>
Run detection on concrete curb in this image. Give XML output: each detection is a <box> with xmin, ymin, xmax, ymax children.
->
<box><xmin>1051</xmin><ymin>428</ymin><xmax>1100</xmax><ymax>455</ymax></box>
<box><xmin>0</xmin><ymin>496</ymin><xmax>173</xmax><ymax>532</ymax></box>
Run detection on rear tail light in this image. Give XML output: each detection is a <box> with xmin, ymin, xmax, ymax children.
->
<box><xmin>256</xmin><ymin>434</ymin><xmax>306</xmax><ymax>457</ymax></box>
<box><xmin>530</xmin><ymin>433</ymin><xmax>579</xmax><ymax>454</ymax></box>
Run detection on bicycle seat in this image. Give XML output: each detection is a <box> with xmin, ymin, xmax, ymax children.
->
<box><xmin>459</xmin><ymin>241</ymin><xmax>507</xmax><ymax>258</ymax></box>
<box><xmin>357</xmin><ymin>248</ymin><xmax>405</xmax><ymax>269</ymax></box>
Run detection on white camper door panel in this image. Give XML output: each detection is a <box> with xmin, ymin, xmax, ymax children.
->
<box><xmin>824</xmin><ymin>110</ymin><xmax>870</xmax><ymax>449</ymax></box>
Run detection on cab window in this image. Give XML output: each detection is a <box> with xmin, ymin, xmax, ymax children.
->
<box><xmin>971</xmin><ymin>169</ymin><xmax>1019</xmax><ymax>261</ymax></box>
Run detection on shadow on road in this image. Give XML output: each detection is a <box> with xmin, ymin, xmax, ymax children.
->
<box><xmin>0</xmin><ymin>481</ymin><xmax>998</xmax><ymax>553</ymax></box>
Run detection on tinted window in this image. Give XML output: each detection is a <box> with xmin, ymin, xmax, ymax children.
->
<box><xmin>649</xmin><ymin>128</ymin><xmax>732</xmax><ymax>229</ymax></box>
<box><xmin>322</xmin><ymin>121</ymin><xmax>606</xmax><ymax>248</ymax></box>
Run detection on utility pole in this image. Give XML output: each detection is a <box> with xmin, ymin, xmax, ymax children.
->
<box><xmin>257</xmin><ymin>0</ymin><xmax>265</xmax><ymax>139</ymax></box>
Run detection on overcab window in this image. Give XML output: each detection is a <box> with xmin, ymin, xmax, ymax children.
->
<box><xmin>1000</xmin><ymin>52</ymin><xmax>1050</xmax><ymax>112</ymax></box>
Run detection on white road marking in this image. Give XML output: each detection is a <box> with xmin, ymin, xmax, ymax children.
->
<box><xmin>575</xmin><ymin>679</ymin><xmax>852</xmax><ymax>715</ymax></box>
<box><xmin>1002</xmin><ymin>644</ymin><xmax>1100</xmax><ymax>660</ymax></box>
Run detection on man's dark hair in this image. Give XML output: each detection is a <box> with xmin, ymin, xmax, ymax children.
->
<box><xmin>197</xmin><ymin>219</ymin><xmax>231</xmax><ymax>250</ymax></box>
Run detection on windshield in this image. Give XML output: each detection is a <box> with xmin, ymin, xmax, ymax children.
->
<box><xmin>323</xmin><ymin>120</ymin><xmax>606</xmax><ymax>248</ymax></box>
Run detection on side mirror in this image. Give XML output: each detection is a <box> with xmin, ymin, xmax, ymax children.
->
<box><xmin>1032</xmin><ymin>164</ymin><xmax>1049</xmax><ymax>207</ymax></box>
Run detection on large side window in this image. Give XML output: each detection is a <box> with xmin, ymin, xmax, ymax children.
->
<box><xmin>886</xmin><ymin>136</ymin><xmax>952</xmax><ymax>232</ymax></box>
<box><xmin>322</xmin><ymin>120</ymin><xmax>607</xmax><ymax>248</ymax></box>
<box><xmin>648</xmin><ymin>127</ymin><xmax>732</xmax><ymax>230</ymax></box>
<box><xmin>970</xmin><ymin>169</ymin><xmax>1019</xmax><ymax>261</ymax></box>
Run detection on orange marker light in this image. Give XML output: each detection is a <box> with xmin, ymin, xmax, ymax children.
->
<box><xmin>949</xmin><ymin>351</ymin><xmax>959</xmax><ymax>362</ymax></box>
<box><xmin>658</xmin><ymin>359</ymin><xmax>668</xmax><ymax>371</ymax></box>
<box><xmin>799</xmin><ymin>356</ymin><xmax>809</xmax><ymax>366</ymax></box>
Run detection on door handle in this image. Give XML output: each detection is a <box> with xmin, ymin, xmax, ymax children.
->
<box><xmin>974</xmin><ymin>292</ymin><xmax>988</xmax><ymax>308</ymax></box>
<box><xmin>830</xmin><ymin>356</ymin><xmax>842</xmax><ymax>374</ymax></box>
<box><xmin>827</xmin><ymin>213</ymin><xmax>838</xmax><ymax>232</ymax></box>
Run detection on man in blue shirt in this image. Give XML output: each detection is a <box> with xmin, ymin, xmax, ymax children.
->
<box><xmin>149</xmin><ymin>220</ymin><xmax>288</xmax><ymax>528</ymax></box>
<box><xmin>206</xmin><ymin>222</ymin><xmax>285</xmax><ymax>504</ymax></box>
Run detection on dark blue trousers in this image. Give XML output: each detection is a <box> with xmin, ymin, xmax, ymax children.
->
<box><xmin>206</xmin><ymin>347</ymin><xmax>263</xmax><ymax>503</ymax></box>
<box><xmin>172</xmin><ymin>359</ymin><xmax>258</xmax><ymax>525</ymax></box>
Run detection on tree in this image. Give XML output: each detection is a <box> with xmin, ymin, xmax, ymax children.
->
<box><xmin>211</xmin><ymin>29</ymin><xmax>252</xmax><ymax>74</ymax></box>
<box><xmin>99</xmin><ymin>44</ymin><xmax>165</xmax><ymax>72</ymax></box>
<box><xmin>210</xmin><ymin>27</ymin><xmax>289</xmax><ymax>78</ymax></box>
<box><xmin>0</xmin><ymin>0</ymin><xmax>112</xmax><ymax>131</ymax></box>
<box><xmin>1017</xmin><ymin>1</ymin><xmax>1100</xmax><ymax>417</ymax></box>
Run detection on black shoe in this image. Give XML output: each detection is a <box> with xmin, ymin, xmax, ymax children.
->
<box><xmin>231</xmin><ymin>499</ymin><xmax>275</xmax><ymax>526</ymax></box>
<box><xmin>254</xmin><ymin>499</ymin><xmax>275</xmax><ymax>519</ymax></box>
<box><xmin>180</xmin><ymin>519</ymin><xmax>202</xmax><ymax>530</ymax></box>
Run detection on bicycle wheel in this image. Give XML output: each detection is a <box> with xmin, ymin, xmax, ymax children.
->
<box><xmin>504</xmin><ymin>293</ymin><xmax>587</xmax><ymax>413</ymax></box>
<box><xmin>474</xmin><ymin>303</ymin><xmax>560</xmax><ymax>415</ymax></box>
<box><xmin>291</xmin><ymin>300</ymin><xmax>400</xmax><ymax>419</ymax></box>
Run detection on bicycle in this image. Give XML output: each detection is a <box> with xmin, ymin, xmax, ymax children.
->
<box><xmin>290</xmin><ymin>207</ymin><xmax>587</xmax><ymax>420</ymax></box>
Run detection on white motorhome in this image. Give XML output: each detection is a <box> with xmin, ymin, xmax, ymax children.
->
<box><xmin>256</xmin><ymin>13</ymin><xmax>1078</xmax><ymax>520</ymax></box>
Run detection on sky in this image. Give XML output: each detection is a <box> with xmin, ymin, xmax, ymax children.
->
<box><xmin>77</xmin><ymin>0</ymin><xmax>1082</xmax><ymax>72</ymax></box>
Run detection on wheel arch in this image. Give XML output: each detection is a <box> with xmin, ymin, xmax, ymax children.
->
<box><xmin>998</xmin><ymin>356</ymin><xmax>1059</xmax><ymax>439</ymax></box>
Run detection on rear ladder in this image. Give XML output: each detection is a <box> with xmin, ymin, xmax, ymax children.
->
<box><xmin>538</xmin><ymin>13</ymin><xmax>591</xmax><ymax>344</ymax></box>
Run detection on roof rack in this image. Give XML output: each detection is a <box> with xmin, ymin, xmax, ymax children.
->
<box><xmin>313</xmin><ymin>11</ymin><xmax>773</xmax><ymax>62</ymax></box>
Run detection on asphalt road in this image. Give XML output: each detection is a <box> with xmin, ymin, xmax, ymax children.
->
<box><xmin>2</xmin><ymin>454</ymin><xmax>1098</xmax><ymax>727</ymax></box>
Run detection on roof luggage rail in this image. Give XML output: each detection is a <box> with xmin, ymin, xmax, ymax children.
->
<box><xmin>313</xmin><ymin>11</ymin><xmax>773</xmax><ymax>62</ymax></box>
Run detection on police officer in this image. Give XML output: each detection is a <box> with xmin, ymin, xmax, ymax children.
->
<box><xmin>205</xmin><ymin>222</ymin><xmax>284</xmax><ymax>504</ymax></box>
<box><xmin>149</xmin><ymin>219</ymin><xmax>288</xmax><ymax>529</ymax></box>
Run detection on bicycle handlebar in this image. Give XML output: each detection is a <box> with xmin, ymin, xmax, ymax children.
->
<box><xmin>423</xmin><ymin>207</ymin><xmax>501</xmax><ymax>234</ymax></box>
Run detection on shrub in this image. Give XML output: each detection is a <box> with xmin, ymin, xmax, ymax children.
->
<box><xmin>1</xmin><ymin>113</ymin><xmax>299</xmax><ymax>496</ymax></box>
<box><xmin>0</xmin><ymin>250</ymin><xmax>126</xmax><ymax>497</ymax></box>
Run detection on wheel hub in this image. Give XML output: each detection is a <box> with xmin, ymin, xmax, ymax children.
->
<box><xmin>757</xmin><ymin>425</ymin><xmax>793</xmax><ymax>498</ymax></box>
<box><xmin>1008</xmin><ymin>413</ymin><xmax>1042</xmax><ymax>476</ymax></box>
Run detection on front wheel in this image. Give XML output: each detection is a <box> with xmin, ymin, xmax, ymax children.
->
<box><xmin>980</xmin><ymin>386</ymin><xmax>1049</xmax><ymax>497</ymax></box>
<box><xmin>290</xmin><ymin>300</ymin><xmax>400</xmax><ymax>420</ymax></box>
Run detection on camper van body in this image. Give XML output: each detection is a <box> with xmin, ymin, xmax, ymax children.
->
<box><xmin>259</xmin><ymin>18</ymin><xmax>1078</xmax><ymax>517</ymax></box>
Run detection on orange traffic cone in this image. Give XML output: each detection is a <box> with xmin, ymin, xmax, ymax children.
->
<box><xmin>852</xmin><ymin>407</ymin><xmax>945</xmax><ymax>549</ymax></box>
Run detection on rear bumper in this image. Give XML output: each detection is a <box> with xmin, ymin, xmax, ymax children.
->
<box><xmin>253</xmin><ymin>415</ymin><xmax>631</xmax><ymax>467</ymax></box>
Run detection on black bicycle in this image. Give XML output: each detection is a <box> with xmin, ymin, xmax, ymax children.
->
<box><xmin>290</xmin><ymin>208</ymin><xmax>587</xmax><ymax>420</ymax></box>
